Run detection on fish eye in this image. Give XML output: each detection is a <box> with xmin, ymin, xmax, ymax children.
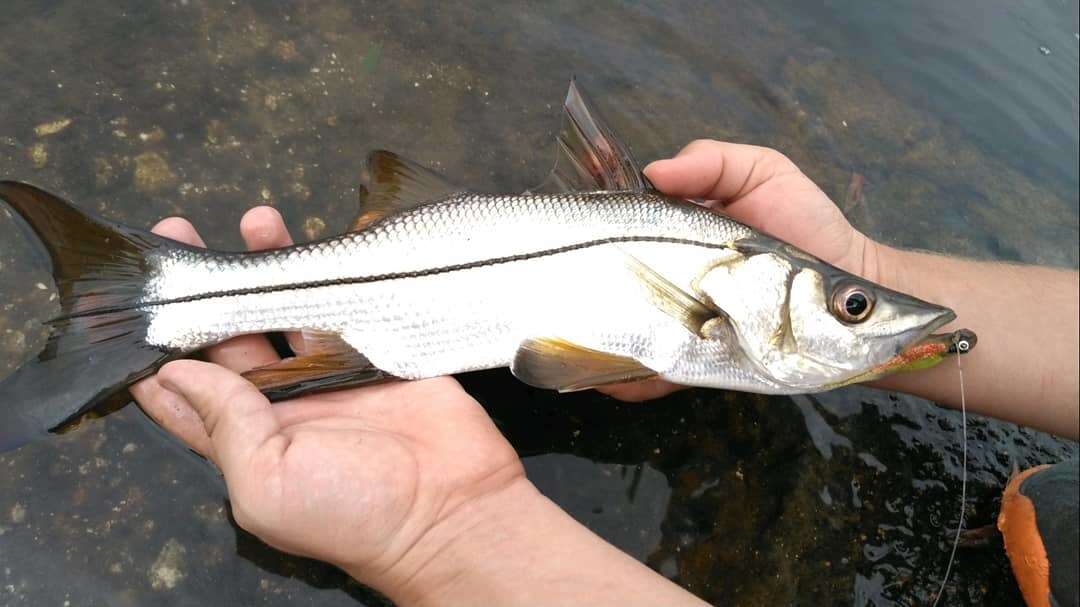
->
<box><xmin>831</xmin><ymin>284</ymin><xmax>875</xmax><ymax>323</ymax></box>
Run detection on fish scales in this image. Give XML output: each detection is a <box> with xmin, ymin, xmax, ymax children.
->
<box><xmin>143</xmin><ymin>192</ymin><xmax>762</xmax><ymax>386</ymax></box>
<box><xmin>145</xmin><ymin>192</ymin><xmax>749</xmax><ymax>302</ymax></box>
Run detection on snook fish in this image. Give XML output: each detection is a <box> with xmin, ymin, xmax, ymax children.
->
<box><xmin>0</xmin><ymin>81</ymin><xmax>967</xmax><ymax>451</ymax></box>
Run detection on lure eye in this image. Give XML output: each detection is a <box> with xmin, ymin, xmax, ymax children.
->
<box><xmin>832</xmin><ymin>284</ymin><xmax>875</xmax><ymax>323</ymax></box>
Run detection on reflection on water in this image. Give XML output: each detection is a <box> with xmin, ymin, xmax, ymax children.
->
<box><xmin>785</xmin><ymin>0</ymin><xmax>1079</xmax><ymax>203</ymax></box>
<box><xmin>1</xmin><ymin>1</ymin><xmax>1077</xmax><ymax>605</ymax></box>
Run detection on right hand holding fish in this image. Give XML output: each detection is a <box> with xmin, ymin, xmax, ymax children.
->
<box><xmin>644</xmin><ymin>139</ymin><xmax>877</xmax><ymax>277</ymax></box>
<box><xmin>601</xmin><ymin>140</ymin><xmax>1079</xmax><ymax>442</ymax></box>
<box><xmin>600</xmin><ymin>139</ymin><xmax>882</xmax><ymax>402</ymax></box>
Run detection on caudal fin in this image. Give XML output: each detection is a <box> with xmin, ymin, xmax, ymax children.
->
<box><xmin>0</xmin><ymin>182</ymin><xmax>175</xmax><ymax>452</ymax></box>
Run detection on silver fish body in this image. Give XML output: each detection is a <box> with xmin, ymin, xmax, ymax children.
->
<box><xmin>145</xmin><ymin>191</ymin><xmax>771</xmax><ymax>387</ymax></box>
<box><xmin>142</xmin><ymin>188</ymin><xmax>949</xmax><ymax>394</ymax></box>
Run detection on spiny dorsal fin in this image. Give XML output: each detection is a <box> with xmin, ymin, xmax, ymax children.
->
<box><xmin>623</xmin><ymin>252</ymin><xmax>717</xmax><ymax>336</ymax></box>
<box><xmin>511</xmin><ymin>337</ymin><xmax>656</xmax><ymax>392</ymax></box>
<box><xmin>529</xmin><ymin>78</ymin><xmax>652</xmax><ymax>194</ymax></box>
<box><xmin>353</xmin><ymin>151</ymin><xmax>465</xmax><ymax>231</ymax></box>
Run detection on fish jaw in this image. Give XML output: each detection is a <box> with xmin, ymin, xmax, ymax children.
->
<box><xmin>876</xmin><ymin>288</ymin><xmax>957</xmax><ymax>352</ymax></box>
<box><xmin>827</xmin><ymin>327</ymin><xmax>977</xmax><ymax>388</ymax></box>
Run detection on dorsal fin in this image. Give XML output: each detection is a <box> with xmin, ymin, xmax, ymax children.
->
<box><xmin>353</xmin><ymin>151</ymin><xmax>465</xmax><ymax>231</ymax></box>
<box><xmin>529</xmin><ymin>78</ymin><xmax>652</xmax><ymax>194</ymax></box>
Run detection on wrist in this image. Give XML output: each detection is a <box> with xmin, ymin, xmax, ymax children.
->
<box><xmin>353</xmin><ymin>476</ymin><xmax>547</xmax><ymax>605</ymax></box>
<box><xmin>866</xmin><ymin>242</ymin><xmax>956</xmax><ymax>324</ymax></box>
<box><xmin>360</xmin><ymin>475</ymin><xmax>705</xmax><ymax>607</ymax></box>
<box><xmin>860</xmin><ymin>237</ymin><xmax>912</xmax><ymax>295</ymax></box>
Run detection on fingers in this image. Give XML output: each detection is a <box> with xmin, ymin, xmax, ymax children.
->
<box><xmin>134</xmin><ymin>210</ymin><xmax>298</xmax><ymax>459</ymax></box>
<box><xmin>158</xmin><ymin>360</ymin><xmax>284</xmax><ymax>476</ymax></box>
<box><xmin>132</xmin><ymin>216</ymin><xmax>214</xmax><ymax>455</ymax></box>
<box><xmin>152</xmin><ymin>216</ymin><xmax>206</xmax><ymax>247</ymax></box>
<box><xmin>237</xmin><ymin>206</ymin><xmax>306</xmax><ymax>355</ymax></box>
<box><xmin>270</xmin><ymin>376</ymin><xmax>463</xmax><ymax>428</ymax></box>
<box><xmin>131</xmin><ymin>376</ymin><xmax>215</xmax><ymax>456</ymax></box>
<box><xmin>240</xmin><ymin>205</ymin><xmax>294</xmax><ymax>250</ymax></box>
<box><xmin>643</xmin><ymin>140</ymin><xmax>799</xmax><ymax>203</ymax></box>
<box><xmin>203</xmin><ymin>206</ymin><xmax>294</xmax><ymax>371</ymax></box>
<box><xmin>595</xmin><ymin>379</ymin><xmax>685</xmax><ymax>403</ymax></box>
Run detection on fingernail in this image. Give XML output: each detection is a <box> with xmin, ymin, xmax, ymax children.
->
<box><xmin>156</xmin><ymin>367</ymin><xmax>184</xmax><ymax>394</ymax></box>
<box><xmin>157</xmin><ymin>376</ymin><xmax>179</xmax><ymax>394</ymax></box>
<box><xmin>158</xmin><ymin>384</ymin><xmax>194</xmax><ymax>411</ymax></box>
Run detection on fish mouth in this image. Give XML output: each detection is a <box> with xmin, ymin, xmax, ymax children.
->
<box><xmin>895</xmin><ymin>306</ymin><xmax>956</xmax><ymax>356</ymax></box>
<box><xmin>857</xmin><ymin>323</ymin><xmax>978</xmax><ymax>385</ymax></box>
<box><xmin>897</xmin><ymin>327</ymin><xmax>978</xmax><ymax>361</ymax></box>
<box><xmin>828</xmin><ymin>308</ymin><xmax>967</xmax><ymax>389</ymax></box>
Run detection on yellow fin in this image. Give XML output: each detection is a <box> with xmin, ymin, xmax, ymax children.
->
<box><xmin>511</xmin><ymin>337</ymin><xmax>656</xmax><ymax>392</ymax></box>
<box><xmin>624</xmin><ymin>253</ymin><xmax>717</xmax><ymax>336</ymax></box>
<box><xmin>243</xmin><ymin>330</ymin><xmax>392</xmax><ymax>400</ymax></box>
<box><xmin>295</xmin><ymin>328</ymin><xmax>355</xmax><ymax>356</ymax></box>
<box><xmin>353</xmin><ymin>151</ymin><xmax>464</xmax><ymax>231</ymax></box>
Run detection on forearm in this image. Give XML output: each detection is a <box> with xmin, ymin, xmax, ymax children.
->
<box><xmin>869</xmin><ymin>243</ymin><xmax>1079</xmax><ymax>439</ymax></box>
<box><xmin>363</xmin><ymin>478</ymin><xmax>707</xmax><ymax>607</ymax></box>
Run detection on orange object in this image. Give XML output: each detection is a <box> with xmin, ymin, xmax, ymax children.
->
<box><xmin>998</xmin><ymin>464</ymin><xmax>1053</xmax><ymax>607</ymax></box>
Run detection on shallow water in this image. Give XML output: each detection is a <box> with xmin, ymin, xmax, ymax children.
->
<box><xmin>1</xmin><ymin>1</ymin><xmax>1077</xmax><ymax>605</ymax></box>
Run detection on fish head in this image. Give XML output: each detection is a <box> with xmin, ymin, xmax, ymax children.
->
<box><xmin>695</xmin><ymin>237</ymin><xmax>955</xmax><ymax>391</ymax></box>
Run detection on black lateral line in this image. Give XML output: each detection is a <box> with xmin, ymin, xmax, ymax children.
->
<box><xmin>51</xmin><ymin>235</ymin><xmax>732</xmax><ymax>321</ymax></box>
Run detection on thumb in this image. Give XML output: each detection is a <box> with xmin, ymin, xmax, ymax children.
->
<box><xmin>644</xmin><ymin>139</ymin><xmax>796</xmax><ymax>202</ymax></box>
<box><xmin>158</xmin><ymin>360</ymin><xmax>282</xmax><ymax>477</ymax></box>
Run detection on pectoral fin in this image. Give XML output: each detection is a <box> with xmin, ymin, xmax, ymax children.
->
<box><xmin>511</xmin><ymin>337</ymin><xmax>656</xmax><ymax>392</ymax></box>
<box><xmin>242</xmin><ymin>330</ymin><xmax>394</xmax><ymax>400</ymax></box>
<box><xmin>624</xmin><ymin>252</ymin><xmax>717</xmax><ymax>336</ymax></box>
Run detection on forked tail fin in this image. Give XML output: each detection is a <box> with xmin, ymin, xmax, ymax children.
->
<box><xmin>0</xmin><ymin>182</ymin><xmax>176</xmax><ymax>452</ymax></box>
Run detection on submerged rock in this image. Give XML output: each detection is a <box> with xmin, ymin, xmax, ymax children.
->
<box><xmin>148</xmin><ymin>538</ymin><xmax>187</xmax><ymax>590</ymax></box>
<box><xmin>33</xmin><ymin>118</ymin><xmax>73</xmax><ymax>137</ymax></box>
<box><xmin>28</xmin><ymin>143</ymin><xmax>47</xmax><ymax>168</ymax></box>
<box><xmin>134</xmin><ymin>152</ymin><xmax>178</xmax><ymax>194</ymax></box>
<box><xmin>303</xmin><ymin>216</ymin><xmax>327</xmax><ymax>240</ymax></box>
<box><xmin>9</xmin><ymin>503</ymin><xmax>26</xmax><ymax>525</ymax></box>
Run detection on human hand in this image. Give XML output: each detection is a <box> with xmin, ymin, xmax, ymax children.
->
<box><xmin>601</xmin><ymin>139</ymin><xmax>878</xmax><ymax>401</ymax></box>
<box><xmin>129</xmin><ymin>208</ymin><xmax>526</xmax><ymax>600</ymax></box>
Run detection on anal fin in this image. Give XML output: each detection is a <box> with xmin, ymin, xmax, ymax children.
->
<box><xmin>243</xmin><ymin>330</ymin><xmax>395</xmax><ymax>401</ymax></box>
<box><xmin>511</xmin><ymin>337</ymin><xmax>656</xmax><ymax>392</ymax></box>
